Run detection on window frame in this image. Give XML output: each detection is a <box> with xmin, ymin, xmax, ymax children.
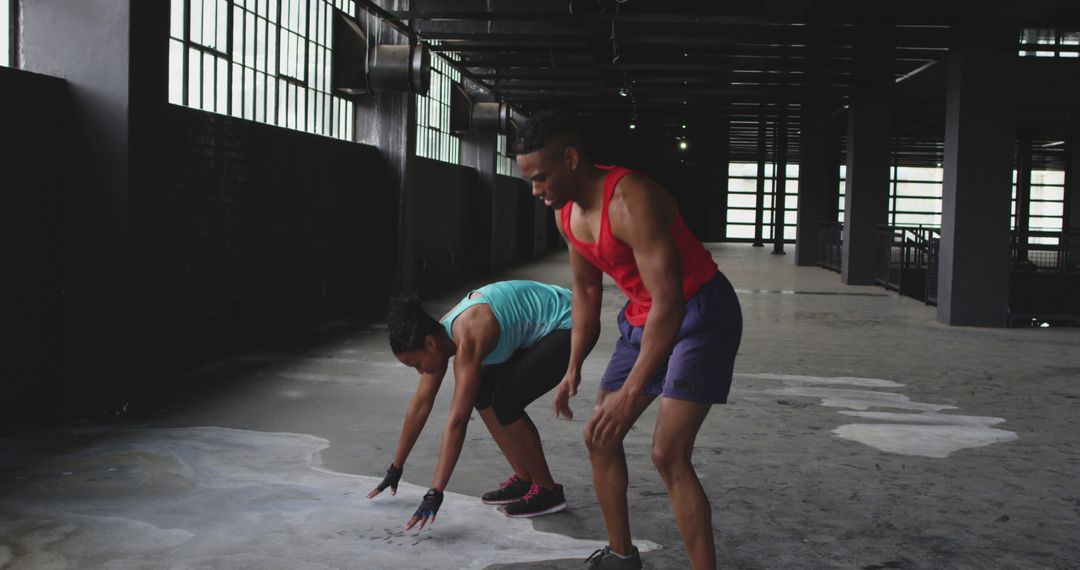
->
<box><xmin>168</xmin><ymin>0</ymin><xmax>356</xmax><ymax>141</ymax></box>
<box><xmin>495</xmin><ymin>133</ymin><xmax>513</xmax><ymax>176</ymax></box>
<box><xmin>725</xmin><ymin>161</ymin><xmax>799</xmax><ymax>242</ymax></box>
<box><xmin>1019</xmin><ymin>28</ymin><xmax>1080</xmax><ymax>59</ymax></box>
<box><xmin>2</xmin><ymin>0</ymin><xmax>16</xmax><ymax>68</ymax></box>
<box><xmin>415</xmin><ymin>43</ymin><xmax>462</xmax><ymax>165</ymax></box>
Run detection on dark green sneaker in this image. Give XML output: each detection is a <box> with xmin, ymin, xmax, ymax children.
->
<box><xmin>583</xmin><ymin>546</ymin><xmax>643</xmax><ymax>569</ymax></box>
<box><xmin>503</xmin><ymin>483</ymin><xmax>567</xmax><ymax>518</ymax></box>
<box><xmin>481</xmin><ymin>474</ymin><xmax>532</xmax><ymax>505</ymax></box>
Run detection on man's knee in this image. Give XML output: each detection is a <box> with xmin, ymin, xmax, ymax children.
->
<box><xmin>651</xmin><ymin>444</ymin><xmax>692</xmax><ymax>478</ymax></box>
<box><xmin>584</xmin><ymin>427</ymin><xmax>622</xmax><ymax>459</ymax></box>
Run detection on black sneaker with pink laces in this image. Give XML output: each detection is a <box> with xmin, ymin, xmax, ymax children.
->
<box><xmin>503</xmin><ymin>483</ymin><xmax>567</xmax><ymax>518</ymax></box>
<box><xmin>481</xmin><ymin>474</ymin><xmax>532</xmax><ymax>505</ymax></box>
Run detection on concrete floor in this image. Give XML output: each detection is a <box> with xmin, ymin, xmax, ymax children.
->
<box><xmin>2</xmin><ymin>244</ymin><xmax>1079</xmax><ymax>569</ymax></box>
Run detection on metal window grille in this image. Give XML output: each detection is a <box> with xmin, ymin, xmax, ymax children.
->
<box><xmin>833</xmin><ymin>163</ymin><xmax>1065</xmax><ymax>244</ymax></box>
<box><xmin>168</xmin><ymin>0</ymin><xmax>356</xmax><ymax>141</ymax></box>
<box><xmin>2</xmin><ymin>0</ymin><xmax>13</xmax><ymax>68</ymax></box>
<box><xmin>495</xmin><ymin>133</ymin><xmax>513</xmax><ymax>176</ymax></box>
<box><xmin>838</xmin><ymin>164</ymin><xmax>846</xmax><ymax>223</ymax></box>
<box><xmin>1019</xmin><ymin>28</ymin><xmax>1080</xmax><ymax>59</ymax></box>
<box><xmin>890</xmin><ymin>166</ymin><xmax>943</xmax><ymax>228</ymax></box>
<box><xmin>837</xmin><ymin>165</ymin><xmax>944</xmax><ymax>228</ymax></box>
<box><xmin>724</xmin><ymin>161</ymin><xmax>799</xmax><ymax>241</ymax></box>
<box><xmin>1012</xmin><ymin>169</ymin><xmax>1066</xmax><ymax>245</ymax></box>
<box><xmin>415</xmin><ymin>43</ymin><xmax>461</xmax><ymax>164</ymax></box>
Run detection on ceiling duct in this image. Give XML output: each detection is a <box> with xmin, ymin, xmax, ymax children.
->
<box><xmin>449</xmin><ymin>84</ymin><xmax>511</xmax><ymax>135</ymax></box>
<box><xmin>369</xmin><ymin>44</ymin><xmax>430</xmax><ymax>94</ymax></box>
<box><xmin>471</xmin><ymin>101</ymin><xmax>511</xmax><ymax>134</ymax></box>
<box><xmin>331</xmin><ymin>10</ymin><xmax>430</xmax><ymax>97</ymax></box>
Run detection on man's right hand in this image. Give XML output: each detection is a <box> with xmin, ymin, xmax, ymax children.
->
<box><xmin>553</xmin><ymin>370</ymin><xmax>582</xmax><ymax>420</ymax></box>
<box><xmin>367</xmin><ymin>463</ymin><xmax>403</xmax><ymax>498</ymax></box>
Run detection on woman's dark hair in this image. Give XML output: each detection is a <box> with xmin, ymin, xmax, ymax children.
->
<box><xmin>513</xmin><ymin>108</ymin><xmax>586</xmax><ymax>157</ymax></box>
<box><xmin>387</xmin><ymin>292</ymin><xmax>442</xmax><ymax>354</ymax></box>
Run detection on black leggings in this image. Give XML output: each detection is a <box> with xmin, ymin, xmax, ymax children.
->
<box><xmin>474</xmin><ymin>329</ymin><xmax>572</xmax><ymax>425</ymax></box>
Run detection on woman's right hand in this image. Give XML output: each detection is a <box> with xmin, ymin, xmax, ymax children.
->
<box><xmin>367</xmin><ymin>463</ymin><xmax>403</xmax><ymax>498</ymax></box>
<box><xmin>553</xmin><ymin>370</ymin><xmax>582</xmax><ymax>420</ymax></box>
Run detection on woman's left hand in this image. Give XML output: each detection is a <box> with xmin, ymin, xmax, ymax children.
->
<box><xmin>405</xmin><ymin>488</ymin><xmax>444</xmax><ymax>530</ymax></box>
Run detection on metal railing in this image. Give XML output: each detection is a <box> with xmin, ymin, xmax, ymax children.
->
<box><xmin>1008</xmin><ymin>230</ymin><xmax>1080</xmax><ymax>326</ymax></box>
<box><xmin>817</xmin><ymin>222</ymin><xmax>843</xmax><ymax>272</ymax></box>
<box><xmin>1010</xmin><ymin>230</ymin><xmax>1080</xmax><ymax>273</ymax></box>
<box><xmin>926</xmin><ymin>236</ymin><xmax>940</xmax><ymax>306</ymax></box>
<box><xmin>874</xmin><ymin>225</ymin><xmax>940</xmax><ymax>303</ymax></box>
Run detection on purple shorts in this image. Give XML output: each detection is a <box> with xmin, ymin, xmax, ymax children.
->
<box><xmin>599</xmin><ymin>272</ymin><xmax>742</xmax><ymax>404</ymax></box>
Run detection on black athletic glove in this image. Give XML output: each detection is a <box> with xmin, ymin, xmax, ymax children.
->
<box><xmin>376</xmin><ymin>463</ymin><xmax>403</xmax><ymax>494</ymax></box>
<box><xmin>413</xmin><ymin>488</ymin><xmax>443</xmax><ymax>521</ymax></box>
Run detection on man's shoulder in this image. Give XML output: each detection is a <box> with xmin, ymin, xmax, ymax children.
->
<box><xmin>611</xmin><ymin>171</ymin><xmax>653</xmax><ymax>193</ymax></box>
<box><xmin>608</xmin><ymin>173</ymin><xmax>677</xmax><ymax>243</ymax></box>
<box><xmin>610</xmin><ymin>173</ymin><xmax>669</xmax><ymax>217</ymax></box>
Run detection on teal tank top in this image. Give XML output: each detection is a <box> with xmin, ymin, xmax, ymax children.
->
<box><xmin>440</xmin><ymin>280</ymin><xmax>573</xmax><ymax>366</ymax></box>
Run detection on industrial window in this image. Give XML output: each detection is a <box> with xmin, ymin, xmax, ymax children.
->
<box><xmin>1019</xmin><ymin>28</ymin><xmax>1080</xmax><ymax>59</ymax></box>
<box><xmin>168</xmin><ymin>0</ymin><xmax>356</xmax><ymax>141</ymax></box>
<box><xmin>890</xmin><ymin>166</ymin><xmax>942</xmax><ymax>227</ymax></box>
<box><xmin>837</xmin><ymin>165</ymin><xmax>944</xmax><ymax>227</ymax></box>
<box><xmin>725</xmin><ymin>162</ymin><xmax>799</xmax><ymax>241</ymax></box>
<box><xmin>838</xmin><ymin>164</ymin><xmax>846</xmax><ymax>223</ymax></box>
<box><xmin>415</xmin><ymin>45</ymin><xmax>461</xmax><ymax>164</ymax></box>
<box><xmin>1013</xmin><ymin>169</ymin><xmax>1066</xmax><ymax>244</ymax></box>
<box><xmin>831</xmin><ymin>164</ymin><xmax>1066</xmax><ymax>243</ymax></box>
<box><xmin>495</xmin><ymin>133</ymin><xmax>513</xmax><ymax>176</ymax></box>
<box><xmin>1</xmin><ymin>0</ymin><xmax>11</xmax><ymax>68</ymax></box>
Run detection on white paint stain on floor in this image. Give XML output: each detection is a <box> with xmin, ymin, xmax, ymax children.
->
<box><xmin>831</xmin><ymin>424</ymin><xmax>1018</xmax><ymax>459</ymax></box>
<box><xmin>738</xmin><ymin>373</ymin><xmax>1018</xmax><ymax>458</ymax></box>
<box><xmin>0</xmin><ymin>427</ymin><xmax>659</xmax><ymax>570</ymax></box>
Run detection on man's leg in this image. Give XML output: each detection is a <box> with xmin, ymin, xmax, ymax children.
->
<box><xmin>478</xmin><ymin>406</ymin><xmax>531</xmax><ymax>481</ymax></box>
<box><xmin>652</xmin><ymin>397</ymin><xmax>714</xmax><ymax>570</ymax></box>
<box><xmin>585</xmin><ymin>389</ymin><xmax>657</xmax><ymax>557</ymax></box>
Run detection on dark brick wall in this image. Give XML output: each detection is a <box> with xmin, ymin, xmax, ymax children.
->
<box><xmin>411</xmin><ymin>158</ymin><xmax>488</xmax><ymax>294</ymax></box>
<box><xmin>534</xmin><ymin>201</ymin><xmax>554</xmax><ymax>256</ymax></box>
<box><xmin>497</xmin><ymin>175</ymin><xmax>550</xmax><ymax>261</ymax></box>
<box><xmin>153</xmin><ymin>106</ymin><xmax>395</xmax><ymax>370</ymax></box>
<box><xmin>493</xmin><ymin>175</ymin><xmax>524</xmax><ymax>269</ymax></box>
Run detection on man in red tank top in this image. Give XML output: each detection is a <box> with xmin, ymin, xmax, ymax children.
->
<box><xmin>515</xmin><ymin>110</ymin><xmax>743</xmax><ymax>570</ymax></box>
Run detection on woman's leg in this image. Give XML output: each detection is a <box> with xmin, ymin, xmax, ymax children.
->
<box><xmin>492</xmin><ymin>329</ymin><xmax>577</xmax><ymax>489</ymax></box>
<box><xmin>501</xmin><ymin>411</ymin><xmax>553</xmax><ymax>487</ymax></box>
<box><xmin>478</xmin><ymin>406</ymin><xmax>531</xmax><ymax>481</ymax></box>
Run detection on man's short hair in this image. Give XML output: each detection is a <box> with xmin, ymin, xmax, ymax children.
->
<box><xmin>513</xmin><ymin>109</ymin><xmax>586</xmax><ymax>158</ymax></box>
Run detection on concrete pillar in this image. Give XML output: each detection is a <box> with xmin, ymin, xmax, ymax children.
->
<box><xmin>127</xmin><ymin>0</ymin><xmax>172</xmax><ymax>407</ymax></box>
<box><xmin>1015</xmin><ymin>137</ymin><xmax>1033</xmax><ymax>257</ymax></box>
<box><xmin>20</xmin><ymin>0</ymin><xmax>136</xmax><ymax>414</ymax></box>
<box><xmin>460</xmin><ymin>126</ymin><xmax>497</xmax><ymax>272</ymax></box>
<box><xmin>773</xmin><ymin>111</ymin><xmax>788</xmax><ymax>255</ymax></box>
<box><xmin>795</xmin><ymin>107</ymin><xmax>840</xmax><ymax>266</ymax></box>
<box><xmin>1066</xmin><ymin>117</ymin><xmax>1080</xmax><ymax>233</ymax></box>
<box><xmin>706</xmin><ymin>119</ymin><xmax>730</xmax><ymax>242</ymax></box>
<box><xmin>355</xmin><ymin>1</ymin><xmax>413</xmax><ymax>288</ymax></box>
<box><xmin>753</xmin><ymin>117</ymin><xmax>766</xmax><ymax>247</ymax></box>
<box><xmin>937</xmin><ymin>39</ymin><xmax>1016</xmax><ymax>327</ymax></box>
<box><xmin>841</xmin><ymin>90</ymin><xmax>893</xmax><ymax>285</ymax></box>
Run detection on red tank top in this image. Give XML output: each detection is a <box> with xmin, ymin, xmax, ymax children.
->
<box><xmin>561</xmin><ymin>165</ymin><xmax>718</xmax><ymax>326</ymax></box>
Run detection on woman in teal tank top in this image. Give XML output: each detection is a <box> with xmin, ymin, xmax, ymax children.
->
<box><xmin>366</xmin><ymin>280</ymin><xmax>598</xmax><ymax>529</ymax></box>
